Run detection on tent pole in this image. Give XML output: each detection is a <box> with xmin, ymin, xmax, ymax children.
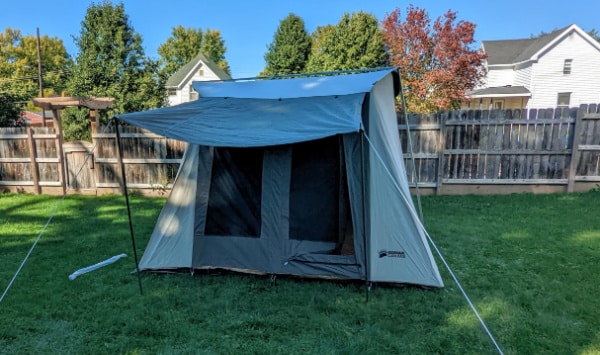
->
<box><xmin>360</xmin><ymin>130</ymin><xmax>370</xmax><ymax>302</ymax></box>
<box><xmin>114</xmin><ymin>118</ymin><xmax>143</xmax><ymax>296</ymax></box>
<box><xmin>397</xmin><ymin>73</ymin><xmax>424</xmax><ymax>222</ymax></box>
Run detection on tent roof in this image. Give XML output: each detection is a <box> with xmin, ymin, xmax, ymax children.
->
<box><xmin>193</xmin><ymin>67</ymin><xmax>398</xmax><ymax>99</ymax></box>
<box><xmin>116</xmin><ymin>68</ymin><xmax>399</xmax><ymax>147</ymax></box>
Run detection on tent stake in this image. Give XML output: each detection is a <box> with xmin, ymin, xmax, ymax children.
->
<box><xmin>114</xmin><ymin>118</ymin><xmax>143</xmax><ymax>296</ymax></box>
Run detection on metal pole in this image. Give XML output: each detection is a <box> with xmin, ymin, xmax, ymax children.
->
<box><xmin>360</xmin><ymin>131</ymin><xmax>371</xmax><ymax>302</ymax></box>
<box><xmin>114</xmin><ymin>119</ymin><xmax>143</xmax><ymax>295</ymax></box>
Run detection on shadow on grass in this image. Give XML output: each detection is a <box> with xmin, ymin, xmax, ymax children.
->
<box><xmin>1</xmin><ymin>191</ymin><xmax>600</xmax><ymax>354</ymax></box>
<box><xmin>422</xmin><ymin>191</ymin><xmax>600</xmax><ymax>354</ymax></box>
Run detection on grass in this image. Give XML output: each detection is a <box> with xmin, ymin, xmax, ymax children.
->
<box><xmin>1</xmin><ymin>191</ymin><xmax>600</xmax><ymax>354</ymax></box>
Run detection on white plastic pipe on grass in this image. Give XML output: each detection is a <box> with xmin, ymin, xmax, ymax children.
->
<box><xmin>69</xmin><ymin>254</ymin><xmax>127</xmax><ymax>280</ymax></box>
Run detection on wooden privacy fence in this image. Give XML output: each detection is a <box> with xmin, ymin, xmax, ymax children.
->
<box><xmin>400</xmin><ymin>104</ymin><xmax>600</xmax><ymax>194</ymax></box>
<box><xmin>0</xmin><ymin>124</ymin><xmax>185</xmax><ymax>195</ymax></box>
<box><xmin>0</xmin><ymin>104</ymin><xmax>599</xmax><ymax>195</ymax></box>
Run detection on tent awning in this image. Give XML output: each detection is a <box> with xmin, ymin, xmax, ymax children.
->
<box><xmin>116</xmin><ymin>94</ymin><xmax>364</xmax><ymax>147</ymax></box>
<box><xmin>116</xmin><ymin>68</ymin><xmax>399</xmax><ymax>147</ymax></box>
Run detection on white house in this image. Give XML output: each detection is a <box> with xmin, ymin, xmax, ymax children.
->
<box><xmin>166</xmin><ymin>53</ymin><xmax>231</xmax><ymax>106</ymax></box>
<box><xmin>465</xmin><ymin>24</ymin><xmax>600</xmax><ymax>110</ymax></box>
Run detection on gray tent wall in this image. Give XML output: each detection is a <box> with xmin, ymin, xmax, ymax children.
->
<box><xmin>366</xmin><ymin>74</ymin><xmax>443</xmax><ymax>285</ymax></box>
<box><xmin>117</xmin><ymin>68</ymin><xmax>443</xmax><ymax>288</ymax></box>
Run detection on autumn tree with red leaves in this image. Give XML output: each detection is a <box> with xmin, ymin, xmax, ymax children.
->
<box><xmin>382</xmin><ymin>6</ymin><xmax>487</xmax><ymax>113</ymax></box>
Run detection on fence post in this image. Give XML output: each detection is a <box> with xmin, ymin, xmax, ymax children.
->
<box><xmin>26</xmin><ymin>128</ymin><xmax>40</xmax><ymax>194</ymax></box>
<box><xmin>90</xmin><ymin>121</ymin><xmax>99</xmax><ymax>194</ymax></box>
<box><xmin>567</xmin><ymin>105</ymin><xmax>587</xmax><ymax>192</ymax></box>
<box><xmin>52</xmin><ymin>109</ymin><xmax>67</xmax><ymax>194</ymax></box>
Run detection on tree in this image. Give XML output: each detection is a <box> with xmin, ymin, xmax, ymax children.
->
<box><xmin>157</xmin><ymin>25</ymin><xmax>203</xmax><ymax>79</ymax></box>
<box><xmin>587</xmin><ymin>28</ymin><xmax>600</xmax><ymax>42</ymax></box>
<box><xmin>0</xmin><ymin>27</ymin><xmax>71</xmax><ymax>100</ymax></box>
<box><xmin>262</xmin><ymin>13</ymin><xmax>311</xmax><ymax>76</ymax></box>
<box><xmin>200</xmin><ymin>29</ymin><xmax>230</xmax><ymax>75</ymax></box>
<box><xmin>65</xmin><ymin>1</ymin><xmax>165</xmax><ymax>140</ymax></box>
<box><xmin>158</xmin><ymin>26</ymin><xmax>230</xmax><ymax>79</ymax></box>
<box><xmin>306</xmin><ymin>12</ymin><xmax>388</xmax><ymax>72</ymax></box>
<box><xmin>382</xmin><ymin>6</ymin><xmax>487</xmax><ymax>113</ymax></box>
<box><xmin>0</xmin><ymin>92</ymin><xmax>23</xmax><ymax>127</ymax></box>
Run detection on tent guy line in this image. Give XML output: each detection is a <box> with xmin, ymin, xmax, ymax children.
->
<box><xmin>0</xmin><ymin>122</ymin><xmax>127</xmax><ymax>305</ymax></box>
<box><xmin>364</xmin><ymin>133</ymin><xmax>504</xmax><ymax>355</ymax></box>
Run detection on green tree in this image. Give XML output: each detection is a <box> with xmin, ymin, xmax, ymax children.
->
<box><xmin>262</xmin><ymin>13</ymin><xmax>311</xmax><ymax>76</ymax></box>
<box><xmin>158</xmin><ymin>25</ymin><xmax>203</xmax><ymax>79</ymax></box>
<box><xmin>200</xmin><ymin>29</ymin><xmax>230</xmax><ymax>75</ymax></box>
<box><xmin>158</xmin><ymin>26</ymin><xmax>230</xmax><ymax>79</ymax></box>
<box><xmin>66</xmin><ymin>1</ymin><xmax>165</xmax><ymax>140</ymax></box>
<box><xmin>588</xmin><ymin>28</ymin><xmax>600</xmax><ymax>42</ymax></box>
<box><xmin>0</xmin><ymin>27</ymin><xmax>71</xmax><ymax>100</ymax></box>
<box><xmin>306</xmin><ymin>12</ymin><xmax>388</xmax><ymax>72</ymax></box>
<box><xmin>0</xmin><ymin>92</ymin><xmax>23</xmax><ymax>127</ymax></box>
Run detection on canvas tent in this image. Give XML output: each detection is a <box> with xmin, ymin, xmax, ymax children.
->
<box><xmin>116</xmin><ymin>68</ymin><xmax>443</xmax><ymax>288</ymax></box>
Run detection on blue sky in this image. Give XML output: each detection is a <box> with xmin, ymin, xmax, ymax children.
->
<box><xmin>1</xmin><ymin>0</ymin><xmax>598</xmax><ymax>78</ymax></box>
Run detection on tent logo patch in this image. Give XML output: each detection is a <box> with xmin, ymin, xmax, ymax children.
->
<box><xmin>378</xmin><ymin>250</ymin><xmax>406</xmax><ymax>258</ymax></box>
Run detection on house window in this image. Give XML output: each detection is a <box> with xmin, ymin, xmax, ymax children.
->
<box><xmin>494</xmin><ymin>100</ymin><xmax>504</xmax><ymax>110</ymax></box>
<box><xmin>167</xmin><ymin>88</ymin><xmax>176</xmax><ymax>96</ymax></box>
<box><xmin>563</xmin><ymin>59</ymin><xmax>572</xmax><ymax>74</ymax></box>
<box><xmin>557</xmin><ymin>92</ymin><xmax>571</xmax><ymax>107</ymax></box>
<box><xmin>198</xmin><ymin>69</ymin><xmax>204</xmax><ymax>76</ymax></box>
<box><xmin>189</xmin><ymin>85</ymin><xmax>199</xmax><ymax>101</ymax></box>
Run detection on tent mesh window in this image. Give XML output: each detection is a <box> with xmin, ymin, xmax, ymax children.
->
<box><xmin>289</xmin><ymin>136</ymin><xmax>342</xmax><ymax>243</ymax></box>
<box><xmin>204</xmin><ymin>147</ymin><xmax>263</xmax><ymax>237</ymax></box>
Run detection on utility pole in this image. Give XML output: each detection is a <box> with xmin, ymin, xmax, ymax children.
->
<box><xmin>36</xmin><ymin>27</ymin><xmax>45</xmax><ymax>126</ymax></box>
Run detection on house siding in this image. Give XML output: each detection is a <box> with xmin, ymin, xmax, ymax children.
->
<box><xmin>486</xmin><ymin>67</ymin><xmax>515</xmax><ymax>87</ymax></box>
<box><xmin>514</xmin><ymin>64</ymin><xmax>532</xmax><ymax>87</ymax></box>
<box><xmin>529</xmin><ymin>31</ymin><xmax>600</xmax><ymax>108</ymax></box>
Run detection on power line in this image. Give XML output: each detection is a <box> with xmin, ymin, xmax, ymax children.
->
<box><xmin>0</xmin><ymin>69</ymin><xmax>71</xmax><ymax>84</ymax></box>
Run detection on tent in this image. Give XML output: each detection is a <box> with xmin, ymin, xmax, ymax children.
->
<box><xmin>116</xmin><ymin>68</ymin><xmax>444</xmax><ymax>288</ymax></box>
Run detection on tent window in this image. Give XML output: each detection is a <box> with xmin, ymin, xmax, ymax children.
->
<box><xmin>205</xmin><ymin>147</ymin><xmax>263</xmax><ymax>237</ymax></box>
<box><xmin>289</xmin><ymin>136</ymin><xmax>340</xmax><ymax>242</ymax></box>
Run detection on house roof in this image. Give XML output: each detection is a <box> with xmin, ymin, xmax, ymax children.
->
<box><xmin>469</xmin><ymin>86</ymin><xmax>531</xmax><ymax>98</ymax></box>
<box><xmin>166</xmin><ymin>53</ymin><xmax>231</xmax><ymax>88</ymax></box>
<box><xmin>482</xmin><ymin>24</ymin><xmax>598</xmax><ymax>65</ymax></box>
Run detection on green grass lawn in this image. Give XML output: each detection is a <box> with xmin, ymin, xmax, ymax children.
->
<box><xmin>1</xmin><ymin>191</ymin><xmax>599</xmax><ymax>354</ymax></box>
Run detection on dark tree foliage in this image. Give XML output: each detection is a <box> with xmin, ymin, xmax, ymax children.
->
<box><xmin>0</xmin><ymin>93</ymin><xmax>23</xmax><ymax>127</ymax></box>
<box><xmin>65</xmin><ymin>1</ymin><xmax>165</xmax><ymax>140</ymax></box>
<box><xmin>158</xmin><ymin>26</ymin><xmax>203</xmax><ymax>79</ymax></box>
<box><xmin>262</xmin><ymin>13</ymin><xmax>312</xmax><ymax>76</ymax></box>
<box><xmin>306</xmin><ymin>12</ymin><xmax>388</xmax><ymax>72</ymax></box>
<box><xmin>158</xmin><ymin>26</ymin><xmax>230</xmax><ymax>79</ymax></box>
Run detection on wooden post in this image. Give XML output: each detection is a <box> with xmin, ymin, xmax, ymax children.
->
<box><xmin>90</xmin><ymin>121</ymin><xmax>99</xmax><ymax>194</ymax></box>
<box><xmin>567</xmin><ymin>105</ymin><xmax>587</xmax><ymax>192</ymax></box>
<box><xmin>52</xmin><ymin>109</ymin><xmax>67</xmax><ymax>194</ymax></box>
<box><xmin>36</xmin><ymin>28</ymin><xmax>46</xmax><ymax>127</ymax></box>
<box><xmin>26</xmin><ymin>128</ymin><xmax>40</xmax><ymax>194</ymax></box>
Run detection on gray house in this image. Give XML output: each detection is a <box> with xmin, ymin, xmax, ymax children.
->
<box><xmin>166</xmin><ymin>53</ymin><xmax>231</xmax><ymax>106</ymax></box>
